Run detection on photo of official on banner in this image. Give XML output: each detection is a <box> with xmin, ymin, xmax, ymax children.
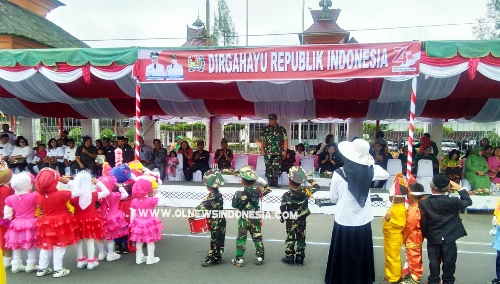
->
<box><xmin>135</xmin><ymin>42</ymin><xmax>421</xmax><ymax>83</ymax></box>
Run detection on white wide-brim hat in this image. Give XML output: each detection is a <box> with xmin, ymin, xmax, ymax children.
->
<box><xmin>338</xmin><ymin>139</ymin><xmax>374</xmax><ymax>166</ymax></box>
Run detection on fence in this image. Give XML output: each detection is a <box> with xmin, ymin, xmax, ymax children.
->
<box><xmin>160</xmin><ymin>121</ymin><xmax>207</xmax><ymax>150</ymax></box>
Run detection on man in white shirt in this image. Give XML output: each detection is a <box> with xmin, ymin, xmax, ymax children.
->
<box><xmin>0</xmin><ymin>124</ymin><xmax>16</xmax><ymax>145</ymax></box>
<box><xmin>165</xmin><ymin>54</ymin><xmax>184</xmax><ymax>79</ymax></box>
<box><xmin>145</xmin><ymin>52</ymin><xmax>165</xmax><ymax>80</ymax></box>
<box><xmin>0</xmin><ymin>134</ymin><xmax>13</xmax><ymax>161</ymax></box>
<box><xmin>64</xmin><ymin>139</ymin><xmax>77</xmax><ymax>174</ymax></box>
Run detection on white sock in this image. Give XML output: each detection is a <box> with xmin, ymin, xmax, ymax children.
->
<box><xmin>38</xmin><ymin>249</ymin><xmax>51</xmax><ymax>270</ymax></box>
<box><xmin>97</xmin><ymin>240</ymin><xmax>105</xmax><ymax>254</ymax></box>
<box><xmin>136</xmin><ymin>242</ymin><xmax>144</xmax><ymax>258</ymax></box>
<box><xmin>75</xmin><ymin>240</ymin><xmax>84</xmax><ymax>260</ymax></box>
<box><xmin>107</xmin><ymin>240</ymin><xmax>114</xmax><ymax>255</ymax></box>
<box><xmin>53</xmin><ymin>246</ymin><xmax>65</xmax><ymax>271</ymax></box>
<box><xmin>147</xmin><ymin>242</ymin><xmax>155</xmax><ymax>258</ymax></box>
<box><xmin>12</xmin><ymin>250</ymin><xmax>22</xmax><ymax>262</ymax></box>
<box><xmin>86</xmin><ymin>239</ymin><xmax>95</xmax><ymax>260</ymax></box>
<box><xmin>27</xmin><ymin>248</ymin><xmax>37</xmax><ymax>264</ymax></box>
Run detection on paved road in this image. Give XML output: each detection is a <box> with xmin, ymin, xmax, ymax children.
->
<box><xmin>5</xmin><ymin>211</ymin><xmax>497</xmax><ymax>284</ymax></box>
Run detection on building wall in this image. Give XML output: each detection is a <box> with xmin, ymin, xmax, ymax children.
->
<box><xmin>7</xmin><ymin>0</ymin><xmax>60</xmax><ymax>17</ymax></box>
<box><xmin>0</xmin><ymin>35</ymin><xmax>48</xmax><ymax>49</ymax></box>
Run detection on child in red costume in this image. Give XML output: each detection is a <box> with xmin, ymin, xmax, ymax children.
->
<box><xmin>0</xmin><ymin>161</ymin><xmax>14</xmax><ymax>268</ymax></box>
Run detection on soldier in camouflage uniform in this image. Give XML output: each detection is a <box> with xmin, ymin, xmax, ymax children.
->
<box><xmin>280</xmin><ymin>166</ymin><xmax>321</xmax><ymax>266</ymax></box>
<box><xmin>231</xmin><ymin>166</ymin><xmax>272</xmax><ymax>267</ymax></box>
<box><xmin>195</xmin><ymin>170</ymin><xmax>226</xmax><ymax>267</ymax></box>
<box><xmin>260</xmin><ymin>113</ymin><xmax>288</xmax><ymax>188</ymax></box>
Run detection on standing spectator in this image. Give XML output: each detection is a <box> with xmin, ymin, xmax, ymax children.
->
<box><xmin>139</xmin><ymin>137</ymin><xmax>153</xmax><ymax>166</ymax></box>
<box><xmin>488</xmin><ymin>147</ymin><xmax>500</xmax><ymax>184</ymax></box>
<box><xmin>0</xmin><ymin>134</ymin><xmax>13</xmax><ymax>162</ymax></box>
<box><xmin>27</xmin><ymin>143</ymin><xmax>46</xmax><ymax>175</ymax></box>
<box><xmin>185</xmin><ymin>141</ymin><xmax>210</xmax><ymax>181</ymax></box>
<box><xmin>325</xmin><ymin>139</ymin><xmax>390</xmax><ymax>284</ymax></box>
<box><xmin>95</xmin><ymin>139</ymin><xmax>103</xmax><ymax>149</ymax></box>
<box><xmin>375</xmin><ymin>131</ymin><xmax>387</xmax><ymax>150</ymax></box>
<box><xmin>0</xmin><ymin>124</ymin><xmax>16</xmax><ymax>146</ymax></box>
<box><xmin>117</xmin><ymin>136</ymin><xmax>133</xmax><ymax>163</ymax></box>
<box><xmin>295</xmin><ymin>143</ymin><xmax>308</xmax><ymax>161</ymax></box>
<box><xmin>61</xmin><ymin>130</ymin><xmax>69</xmax><ymax>146</ymax></box>
<box><xmin>102</xmin><ymin>138</ymin><xmax>115</xmax><ymax>167</ymax></box>
<box><xmin>178</xmin><ymin>141</ymin><xmax>193</xmax><ymax>172</ymax></box>
<box><xmin>63</xmin><ymin>139</ymin><xmax>77</xmax><ymax>175</ymax></box>
<box><xmin>41</xmin><ymin>138</ymin><xmax>65</xmax><ymax>176</ymax></box>
<box><xmin>260</xmin><ymin>113</ymin><xmax>288</xmax><ymax>188</ymax></box>
<box><xmin>74</xmin><ymin>137</ymin><xmax>97</xmax><ymax>176</ymax></box>
<box><xmin>146</xmin><ymin>139</ymin><xmax>167</xmax><ymax>182</ymax></box>
<box><xmin>214</xmin><ymin>138</ymin><xmax>233</xmax><ymax>170</ymax></box>
<box><xmin>314</xmin><ymin>134</ymin><xmax>333</xmax><ymax>155</ymax></box>
<box><xmin>8</xmin><ymin>137</ymin><xmax>31</xmax><ymax>173</ymax></box>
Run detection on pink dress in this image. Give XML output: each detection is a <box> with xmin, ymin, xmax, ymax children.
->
<box><xmin>488</xmin><ymin>156</ymin><xmax>500</xmax><ymax>183</ymax></box>
<box><xmin>4</xmin><ymin>192</ymin><xmax>38</xmax><ymax>250</ymax></box>
<box><xmin>103</xmin><ymin>192</ymin><xmax>128</xmax><ymax>240</ymax></box>
<box><xmin>129</xmin><ymin>197</ymin><xmax>163</xmax><ymax>243</ymax></box>
<box><xmin>167</xmin><ymin>157</ymin><xmax>178</xmax><ymax>174</ymax></box>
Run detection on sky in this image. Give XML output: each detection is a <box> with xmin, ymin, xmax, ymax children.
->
<box><xmin>46</xmin><ymin>0</ymin><xmax>490</xmax><ymax>48</ymax></box>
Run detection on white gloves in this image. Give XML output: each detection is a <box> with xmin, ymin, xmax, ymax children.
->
<box><xmin>256</xmin><ymin>177</ymin><xmax>268</xmax><ymax>186</ymax></box>
<box><xmin>490</xmin><ymin>226</ymin><xmax>496</xmax><ymax>236</ymax></box>
<box><xmin>493</xmin><ymin>216</ymin><xmax>497</xmax><ymax>226</ymax></box>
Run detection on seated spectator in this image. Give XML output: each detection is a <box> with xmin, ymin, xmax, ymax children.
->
<box><xmin>483</xmin><ymin>145</ymin><xmax>494</xmax><ymax>160</ymax></box>
<box><xmin>74</xmin><ymin>136</ymin><xmax>97</xmax><ymax>176</ymax></box>
<box><xmin>371</xmin><ymin>142</ymin><xmax>389</xmax><ymax>188</ymax></box>
<box><xmin>170</xmin><ymin>135</ymin><xmax>183</xmax><ymax>153</ymax></box>
<box><xmin>102</xmin><ymin>138</ymin><xmax>115</xmax><ymax>167</ymax></box>
<box><xmin>32</xmin><ymin>140</ymin><xmax>41</xmax><ymax>151</ymax></box>
<box><xmin>465</xmin><ymin>146</ymin><xmax>491</xmax><ymax>190</ymax></box>
<box><xmin>147</xmin><ymin>139</ymin><xmax>168</xmax><ymax>182</ymax></box>
<box><xmin>488</xmin><ymin>147</ymin><xmax>500</xmax><ymax>184</ymax></box>
<box><xmin>41</xmin><ymin>138</ymin><xmax>65</xmax><ymax>175</ymax></box>
<box><xmin>27</xmin><ymin>143</ymin><xmax>47</xmax><ymax>175</ymax></box>
<box><xmin>214</xmin><ymin>138</ymin><xmax>233</xmax><ymax>170</ymax></box>
<box><xmin>441</xmin><ymin>149</ymin><xmax>462</xmax><ymax>184</ymax></box>
<box><xmin>398</xmin><ymin>146</ymin><xmax>408</xmax><ymax>173</ymax></box>
<box><xmin>185</xmin><ymin>141</ymin><xmax>210</xmax><ymax>181</ymax></box>
<box><xmin>281</xmin><ymin>148</ymin><xmax>296</xmax><ymax>174</ymax></box>
<box><xmin>139</xmin><ymin>137</ymin><xmax>153</xmax><ymax>166</ymax></box>
<box><xmin>319</xmin><ymin>144</ymin><xmax>342</xmax><ymax>173</ymax></box>
<box><xmin>8</xmin><ymin>136</ymin><xmax>31</xmax><ymax>172</ymax></box>
<box><xmin>178</xmin><ymin>141</ymin><xmax>194</xmax><ymax>172</ymax></box>
<box><xmin>414</xmin><ymin>133</ymin><xmax>439</xmax><ymax>156</ymax></box>
<box><xmin>95</xmin><ymin>147</ymin><xmax>107</xmax><ymax>177</ymax></box>
<box><xmin>57</xmin><ymin>138</ymin><xmax>66</xmax><ymax>151</ymax></box>
<box><xmin>0</xmin><ymin>134</ymin><xmax>13</xmax><ymax>162</ymax></box>
<box><xmin>167</xmin><ymin>151</ymin><xmax>179</xmax><ymax>177</ymax></box>
<box><xmin>295</xmin><ymin>143</ymin><xmax>308</xmax><ymax>161</ymax></box>
<box><xmin>413</xmin><ymin>146</ymin><xmax>439</xmax><ymax>175</ymax></box>
<box><xmin>63</xmin><ymin>139</ymin><xmax>77</xmax><ymax>174</ymax></box>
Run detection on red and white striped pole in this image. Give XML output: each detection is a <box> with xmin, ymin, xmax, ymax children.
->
<box><xmin>135</xmin><ymin>81</ymin><xmax>141</xmax><ymax>161</ymax></box>
<box><xmin>406</xmin><ymin>77</ymin><xmax>417</xmax><ymax>180</ymax></box>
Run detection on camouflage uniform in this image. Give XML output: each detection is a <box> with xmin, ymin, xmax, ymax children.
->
<box><xmin>280</xmin><ymin>166</ymin><xmax>320</xmax><ymax>266</ymax></box>
<box><xmin>260</xmin><ymin>114</ymin><xmax>287</xmax><ymax>181</ymax></box>
<box><xmin>197</xmin><ymin>170</ymin><xmax>226</xmax><ymax>267</ymax></box>
<box><xmin>231</xmin><ymin>166</ymin><xmax>272</xmax><ymax>267</ymax></box>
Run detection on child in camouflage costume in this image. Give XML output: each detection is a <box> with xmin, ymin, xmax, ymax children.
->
<box><xmin>195</xmin><ymin>170</ymin><xmax>226</xmax><ymax>267</ymax></box>
<box><xmin>280</xmin><ymin>166</ymin><xmax>320</xmax><ymax>266</ymax></box>
<box><xmin>231</xmin><ymin>166</ymin><xmax>272</xmax><ymax>267</ymax></box>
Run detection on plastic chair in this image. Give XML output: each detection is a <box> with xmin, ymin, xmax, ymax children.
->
<box><xmin>234</xmin><ymin>155</ymin><xmax>249</xmax><ymax>171</ymax></box>
<box><xmin>384</xmin><ymin>159</ymin><xmax>403</xmax><ymax>190</ymax></box>
<box><xmin>256</xmin><ymin>155</ymin><xmax>266</xmax><ymax>178</ymax></box>
<box><xmin>416</xmin><ymin>160</ymin><xmax>434</xmax><ymax>194</ymax></box>
<box><xmin>301</xmin><ymin>156</ymin><xmax>314</xmax><ymax>174</ymax></box>
<box><xmin>193</xmin><ymin>170</ymin><xmax>203</xmax><ymax>182</ymax></box>
<box><xmin>168</xmin><ymin>153</ymin><xmax>185</xmax><ymax>181</ymax></box>
<box><xmin>460</xmin><ymin>163</ymin><xmax>471</xmax><ymax>190</ymax></box>
<box><xmin>279</xmin><ymin>172</ymin><xmax>289</xmax><ymax>185</ymax></box>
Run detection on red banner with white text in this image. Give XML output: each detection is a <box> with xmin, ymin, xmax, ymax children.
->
<box><xmin>136</xmin><ymin>42</ymin><xmax>421</xmax><ymax>83</ymax></box>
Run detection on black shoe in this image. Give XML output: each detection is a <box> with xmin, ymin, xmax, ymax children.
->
<box><xmin>492</xmin><ymin>279</ymin><xmax>500</xmax><ymax>284</ymax></box>
<box><xmin>122</xmin><ymin>245</ymin><xmax>130</xmax><ymax>254</ymax></box>
<box><xmin>295</xmin><ymin>255</ymin><xmax>304</xmax><ymax>266</ymax></box>
<box><xmin>271</xmin><ymin>178</ymin><xmax>281</xmax><ymax>188</ymax></box>
<box><xmin>115</xmin><ymin>243</ymin><xmax>123</xmax><ymax>254</ymax></box>
<box><xmin>201</xmin><ymin>258</ymin><xmax>220</xmax><ymax>267</ymax></box>
<box><xmin>281</xmin><ymin>256</ymin><xmax>295</xmax><ymax>266</ymax></box>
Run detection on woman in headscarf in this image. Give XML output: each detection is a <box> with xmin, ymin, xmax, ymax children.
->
<box><xmin>4</xmin><ymin>172</ymin><xmax>38</xmax><ymax>273</ymax></box>
<box><xmin>0</xmin><ymin>162</ymin><xmax>14</xmax><ymax>268</ymax></box>
<box><xmin>325</xmin><ymin>139</ymin><xmax>390</xmax><ymax>284</ymax></box>
<box><xmin>70</xmin><ymin>171</ymin><xmax>110</xmax><ymax>270</ymax></box>
<box><xmin>464</xmin><ymin>146</ymin><xmax>491</xmax><ymax>190</ymax></box>
<box><xmin>35</xmin><ymin>168</ymin><xmax>81</xmax><ymax>278</ymax></box>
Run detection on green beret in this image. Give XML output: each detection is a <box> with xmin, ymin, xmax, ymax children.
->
<box><xmin>203</xmin><ymin>170</ymin><xmax>225</xmax><ymax>188</ymax></box>
<box><xmin>239</xmin><ymin>165</ymin><xmax>259</xmax><ymax>181</ymax></box>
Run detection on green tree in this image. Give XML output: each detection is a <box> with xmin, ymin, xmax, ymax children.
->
<box><xmin>486</xmin><ymin>132</ymin><xmax>500</xmax><ymax>147</ymax></box>
<box><xmin>473</xmin><ymin>0</ymin><xmax>500</xmax><ymax>39</ymax></box>
<box><xmin>443</xmin><ymin>126</ymin><xmax>454</xmax><ymax>137</ymax></box>
<box><xmin>223</xmin><ymin>123</ymin><xmax>245</xmax><ymax>131</ymax></box>
<box><xmin>125</xmin><ymin>128</ymin><xmax>135</xmax><ymax>145</ymax></box>
<box><xmin>211</xmin><ymin>0</ymin><xmax>239</xmax><ymax>46</ymax></box>
<box><xmin>100</xmin><ymin>128</ymin><xmax>116</xmax><ymax>140</ymax></box>
<box><xmin>363</xmin><ymin>123</ymin><xmax>389</xmax><ymax>134</ymax></box>
<box><xmin>69</xmin><ymin>128</ymin><xmax>82</xmax><ymax>143</ymax></box>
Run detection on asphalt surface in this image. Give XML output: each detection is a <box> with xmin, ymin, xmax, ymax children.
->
<box><xmin>5</xmin><ymin>210</ymin><xmax>497</xmax><ymax>284</ymax></box>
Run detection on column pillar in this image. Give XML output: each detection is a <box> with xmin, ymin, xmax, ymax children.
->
<box><xmin>347</xmin><ymin>120</ymin><xmax>363</xmax><ymax>141</ymax></box>
<box><xmin>210</xmin><ymin>117</ymin><xmax>223</xmax><ymax>154</ymax></box>
<box><xmin>141</xmin><ymin>118</ymin><xmax>160</xmax><ymax>145</ymax></box>
<box><xmin>425</xmin><ymin>120</ymin><xmax>444</xmax><ymax>156</ymax></box>
<box><xmin>81</xmin><ymin>119</ymin><xmax>100</xmax><ymax>141</ymax></box>
<box><xmin>21</xmin><ymin>118</ymin><xmax>41</xmax><ymax>147</ymax></box>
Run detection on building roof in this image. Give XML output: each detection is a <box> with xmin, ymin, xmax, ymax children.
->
<box><xmin>0</xmin><ymin>0</ymin><xmax>88</xmax><ymax>48</ymax></box>
<box><xmin>182</xmin><ymin>26</ymin><xmax>215</xmax><ymax>47</ymax></box>
<box><xmin>300</xmin><ymin>8</ymin><xmax>349</xmax><ymax>43</ymax></box>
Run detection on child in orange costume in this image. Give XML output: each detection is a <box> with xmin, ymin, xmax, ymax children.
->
<box><xmin>401</xmin><ymin>182</ymin><xmax>426</xmax><ymax>284</ymax></box>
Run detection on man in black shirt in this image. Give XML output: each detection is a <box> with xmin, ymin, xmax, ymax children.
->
<box><xmin>214</xmin><ymin>138</ymin><xmax>233</xmax><ymax>169</ymax></box>
<box><xmin>102</xmin><ymin>138</ymin><xmax>116</xmax><ymax>167</ymax></box>
<box><xmin>117</xmin><ymin>136</ymin><xmax>134</xmax><ymax>163</ymax></box>
<box><xmin>185</xmin><ymin>141</ymin><xmax>210</xmax><ymax>181</ymax></box>
<box><xmin>74</xmin><ymin>136</ymin><xmax>97</xmax><ymax>176</ymax></box>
